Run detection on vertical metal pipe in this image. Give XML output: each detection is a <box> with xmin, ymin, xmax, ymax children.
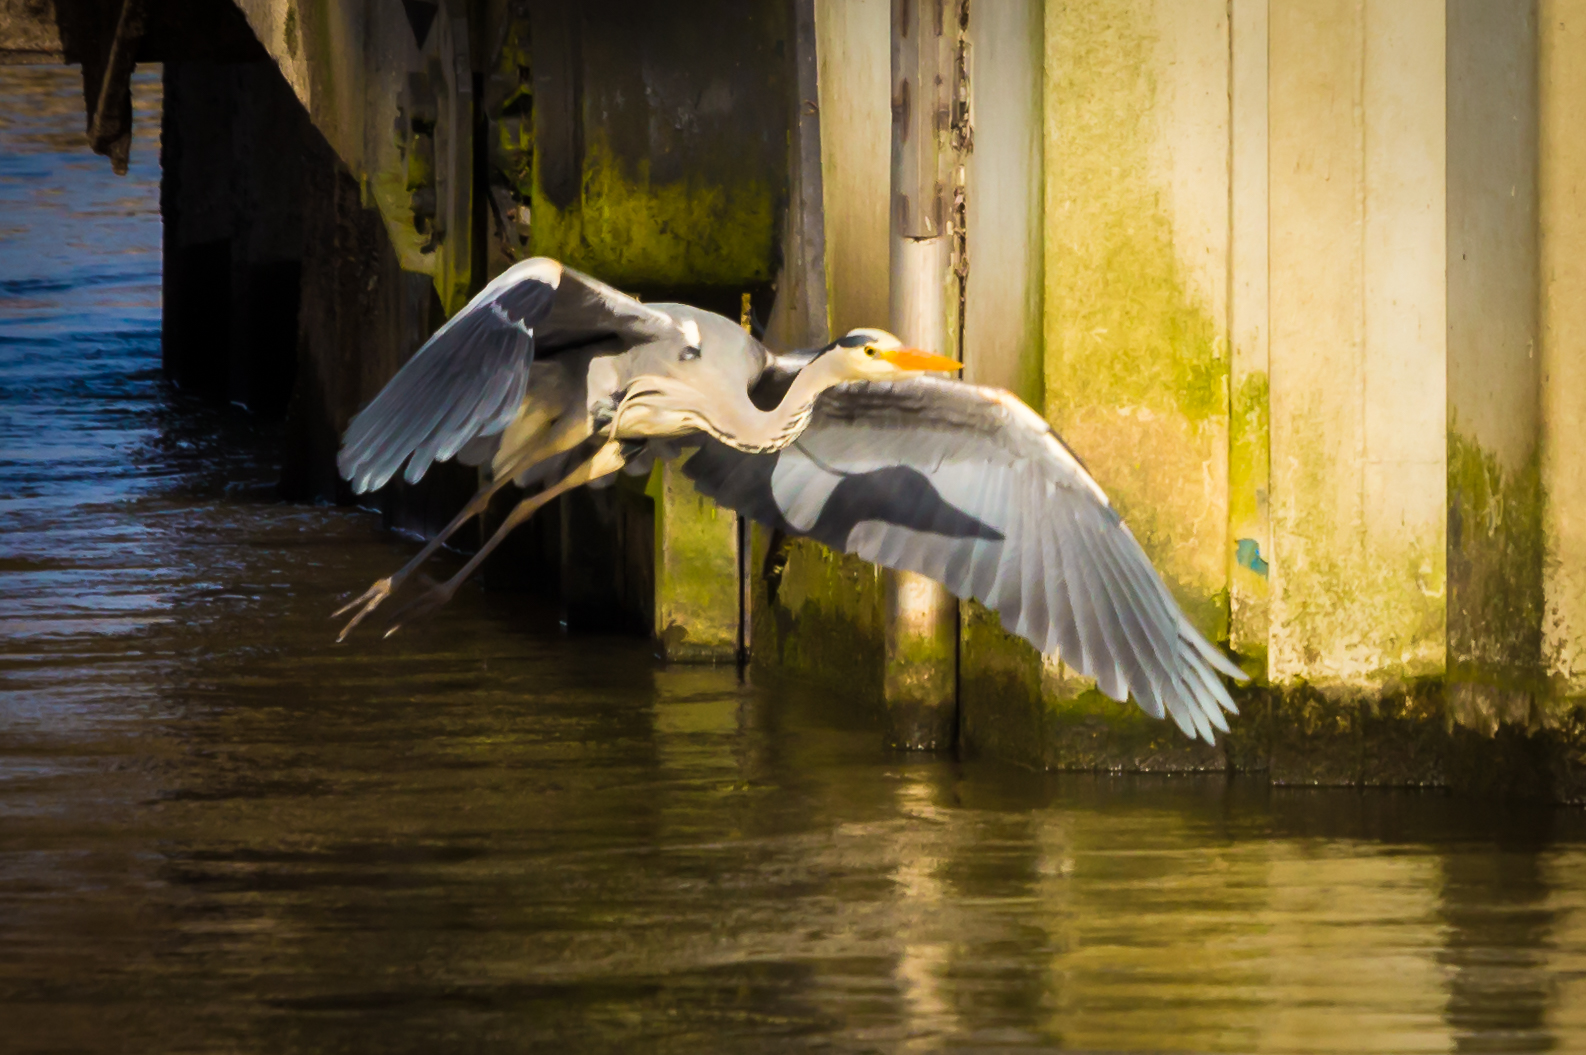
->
<box><xmin>885</xmin><ymin>0</ymin><xmax>959</xmax><ymax>751</ymax></box>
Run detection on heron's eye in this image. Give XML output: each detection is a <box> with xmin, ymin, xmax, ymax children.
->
<box><xmin>864</xmin><ymin>346</ymin><xmax>877</xmax><ymax>357</ymax></box>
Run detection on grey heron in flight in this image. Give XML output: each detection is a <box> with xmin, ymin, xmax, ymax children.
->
<box><xmin>333</xmin><ymin>257</ymin><xmax>1245</xmax><ymax>742</ymax></box>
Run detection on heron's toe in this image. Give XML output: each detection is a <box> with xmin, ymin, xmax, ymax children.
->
<box><xmin>380</xmin><ymin>581</ymin><xmax>455</xmax><ymax>639</ymax></box>
<box><xmin>333</xmin><ymin>577</ymin><xmax>394</xmax><ymax>642</ymax></box>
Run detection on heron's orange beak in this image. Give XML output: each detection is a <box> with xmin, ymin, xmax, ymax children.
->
<box><xmin>879</xmin><ymin>348</ymin><xmax>962</xmax><ymax>372</ymax></box>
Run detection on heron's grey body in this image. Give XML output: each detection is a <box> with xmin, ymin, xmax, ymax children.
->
<box><xmin>330</xmin><ymin>258</ymin><xmax>772</xmax><ymax>640</ymax></box>
<box><xmin>337</xmin><ymin>257</ymin><xmax>767</xmax><ymax>496</ymax></box>
<box><xmin>332</xmin><ymin>256</ymin><xmax>1243</xmax><ymax>742</ymax></box>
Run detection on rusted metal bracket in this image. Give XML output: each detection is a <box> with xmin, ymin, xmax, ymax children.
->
<box><xmin>87</xmin><ymin>0</ymin><xmax>145</xmax><ymax>175</ymax></box>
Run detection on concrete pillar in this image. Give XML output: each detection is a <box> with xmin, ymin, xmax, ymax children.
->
<box><xmin>652</xmin><ymin>461</ymin><xmax>740</xmax><ymax>662</ymax></box>
<box><xmin>1266</xmin><ymin>0</ymin><xmax>1448</xmax><ymax>779</ymax></box>
<box><xmin>956</xmin><ymin>0</ymin><xmax>1048</xmax><ymax>759</ymax></box>
<box><xmin>1447</xmin><ymin>0</ymin><xmax>1542</xmax><ymax>729</ymax></box>
<box><xmin>748</xmin><ymin>0</ymin><xmax>890</xmax><ymax>705</ymax></box>
<box><xmin>1038</xmin><ymin>0</ymin><xmax>1230</xmax><ymax>769</ymax></box>
<box><xmin>815</xmin><ymin>0</ymin><xmax>890</xmax><ymax>336</ymax></box>
<box><xmin>1267</xmin><ymin>2</ymin><xmax>1446</xmax><ymax>668</ymax></box>
<box><xmin>884</xmin><ymin>0</ymin><xmax>960</xmax><ymax>751</ymax></box>
<box><xmin>1540</xmin><ymin>1</ymin><xmax>1586</xmax><ymax>709</ymax></box>
<box><xmin>1228</xmin><ymin>0</ymin><xmax>1270</xmax><ymax>666</ymax></box>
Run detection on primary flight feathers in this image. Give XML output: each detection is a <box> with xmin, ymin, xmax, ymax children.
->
<box><xmin>684</xmin><ymin>378</ymin><xmax>1244</xmax><ymax>743</ymax></box>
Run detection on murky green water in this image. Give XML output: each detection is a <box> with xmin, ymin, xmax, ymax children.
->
<box><xmin>5</xmin><ymin>64</ymin><xmax>1586</xmax><ymax>1054</ymax></box>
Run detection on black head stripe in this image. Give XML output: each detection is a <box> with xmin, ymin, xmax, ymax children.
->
<box><xmin>835</xmin><ymin>333</ymin><xmax>871</xmax><ymax>348</ymax></box>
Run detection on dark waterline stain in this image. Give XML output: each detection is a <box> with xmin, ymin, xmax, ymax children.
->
<box><xmin>3</xmin><ymin>64</ymin><xmax>1586</xmax><ymax>1054</ymax></box>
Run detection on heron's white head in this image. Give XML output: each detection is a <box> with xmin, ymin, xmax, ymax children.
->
<box><xmin>825</xmin><ymin>328</ymin><xmax>962</xmax><ymax>380</ymax></box>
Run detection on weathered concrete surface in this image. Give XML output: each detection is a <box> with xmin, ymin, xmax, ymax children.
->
<box><xmin>1268</xmin><ymin>0</ymin><xmax>1447</xmax><ymax>697</ymax></box>
<box><xmin>527</xmin><ymin>5</ymin><xmax>787</xmax><ymax>295</ymax></box>
<box><xmin>885</xmin><ymin>0</ymin><xmax>960</xmax><ymax>752</ymax></box>
<box><xmin>750</xmin><ymin>528</ymin><xmax>885</xmax><ymax>709</ymax></box>
<box><xmin>1045</xmin><ymin>0</ymin><xmax>1230</xmax><ymax>643</ymax></box>
<box><xmin>1035</xmin><ymin>0</ymin><xmax>1231</xmax><ymax>769</ymax></box>
<box><xmin>1228</xmin><ymin>0</ymin><xmax>1269</xmax><ymax>664</ymax></box>
<box><xmin>652</xmin><ymin>459</ymin><xmax>739</xmax><ymax>663</ymax></box>
<box><xmin>761</xmin><ymin>0</ymin><xmax>829</xmax><ymax>352</ymax></box>
<box><xmin>954</xmin><ymin>0</ymin><xmax>1049</xmax><ymax>762</ymax></box>
<box><xmin>1541</xmin><ymin>1</ymin><xmax>1586</xmax><ymax>709</ymax></box>
<box><xmin>962</xmin><ymin>0</ymin><xmax>1043</xmax><ymax>406</ymax></box>
<box><xmin>1447</xmin><ymin>0</ymin><xmax>1542</xmax><ymax>728</ymax></box>
<box><xmin>279</xmin><ymin>117</ymin><xmax>441</xmax><ymax>506</ymax></box>
<box><xmin>813</xmin><ymin>0</ymin><xmax>888</xmax><ymax>337</ymax></box>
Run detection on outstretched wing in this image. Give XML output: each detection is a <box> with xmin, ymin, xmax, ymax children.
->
<box><xmin>683</xmin><ymin>377</ymin><xmax>1247</xmax><ymax>742</ymax></box>
<box><xmin>337</xmin><ymin>258</ymin><xmax>679</xmax><ymax>493</ymax></box>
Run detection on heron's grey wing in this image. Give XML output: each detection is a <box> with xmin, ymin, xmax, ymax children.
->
<box><xmin>337</xmin><ymin>259</ymin><xmax>678</xmax><ymax>493</ymax></box>
<box><xmin>683</xmin><ymin>377</ymin><xmax>1247</xmax><ymax>742</ymax></box>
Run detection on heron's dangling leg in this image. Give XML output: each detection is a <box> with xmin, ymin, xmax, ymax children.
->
<box><xmin>381</xmin><ymin>440</ymin><xmax>628</xmax><ymax>638</ymax></box>
<box><xmin>332</xmin><ymin>486</ymin><xmax>501</xmax><ymax>642</ymax></box>
<box><xmin>333</xmin><ymin>413</ymin><xmax>591</xmax><ymax>641</ymax></box>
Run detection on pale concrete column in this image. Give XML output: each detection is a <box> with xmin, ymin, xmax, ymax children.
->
<box><xmin>1229</xmin><ymin>0</ymin><xmax>1271</xmax><ymax>663</ymax></box>
<box><xmin>1541</xmin><ymin>1</ymin><xmax>1586</xmax><ymax>707</ymax></box>
<box><xmin>815</xmin><ymin>0</ymin><xmax>890</xmax><ymax>335</ymax></box>
<box><xmin>884</xmin><ymin>0</ymin><xmax>960</xmax><ymax>750</ymax></box>
<box><xmin>652</xmin><ymin>460</ymin><xmax>741</xmax><ymax>662</ymax></box>
<box><xmin>1447</xmin><ymin>0</ymin><xmax>1542</xmax><ymax>727</ymax></box>
<box><xmin>955</xmin><ymin>0</ymin><xmax>1048</xmax><ymax>757</ymax></box>
<box><xmin>1267</xmin><ymin>0</ymin><xmax>1446</xmax><ymax>691</ymax></box>
<box><xmin>963</xmin><ymin>0</ymin><xmax>1044</xmax><ymax>405</ymax></box>
<box><xmin>1038</xmin><ymin>0</ymin><xmax>1230</xmax><ymax>769</ymax></box>
<box><xmin>750</xmin><ymin>0</ymin><xmax>892</xmax><ymax>704</ymax></box>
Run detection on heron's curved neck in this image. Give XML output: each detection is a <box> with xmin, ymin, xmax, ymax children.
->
<box><xmin>710</xmin><ymin>352</ymin><xmax>849</xmax><ymax>454</ymax></box>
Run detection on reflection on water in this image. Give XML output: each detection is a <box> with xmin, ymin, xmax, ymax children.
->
<box><xmin>3</xmin><ymin>64</ymin><xmax>1586</xmax><ymax>1054</ymax></box>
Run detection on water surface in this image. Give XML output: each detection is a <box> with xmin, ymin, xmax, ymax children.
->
<box><xmin>4</xmin><ymin>65</ymin><xmax>1586</xmax><ymax>1054</ymax></box>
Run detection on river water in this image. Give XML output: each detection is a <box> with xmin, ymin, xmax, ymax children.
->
<box><xmin>4</xmin><ymin>64</ymin><xmax>1586</xmax><ymax>1054</ymax></box>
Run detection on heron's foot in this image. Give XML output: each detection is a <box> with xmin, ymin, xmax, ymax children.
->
<box><xmin>332</xmin><ymin>576</ymin><xmax>396</xmax><ymax>642</ymax></box>
<box><xmin>381</xmin><ymin>579</ymin><xmax>457</xmax><ymax>639</ymax></box>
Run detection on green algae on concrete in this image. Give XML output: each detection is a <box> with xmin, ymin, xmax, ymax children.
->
<box><xmin>529</xmin><ymin>131</ymin><xmax>778</xmax><ymax>292</ymax></box>
<box><xmin>1041</xmin><ymin>662</ymin><xmax>1226</xmax><ymax>772</ymax></box>
<box><xmin>1042</xmin><ymin>0</ymin><xmax>1230</xmax><ymax>650</ymax></box>
<box><xmin>1229</xmin><ymin>369</ymin><xmax>1271</xmax><ymax>667</ymax></box>
<box><xmin>958</xmin><ymin>601</ymin><xmax>1045</xmax><ymax>765</ymax></box>
<box><xmin>650</xmin><ymin>457</ymin><xmax>739</xmax><ymax>663</ymax></box>
<box><xmin>1447</xmin><ymin>427</ymin><xmax>1546</xmax><ymax>729</ymax></box>
<box><xmin>1037</xmin><ymin>0</ymin><xmax>1231</xmax><ymax>767</ymax></box>
<box><xmin>1268</xmin><ymin>680</ymin><xmax>1447</xmax><ymax>787</ymax></box>
<box><xmin>1268</xmin><ymin>400</ymin><xmax>1447</xmax><ymax>688</ymax></box>
<box><xmin>750</xmin><ymin>528</ymin><xmax>885</xmax><ymax>710</ymax></box>
<box><xmin>882</xmin><ymin>571</ymin><xmax>958</xmax><ymax>751</ymax></box>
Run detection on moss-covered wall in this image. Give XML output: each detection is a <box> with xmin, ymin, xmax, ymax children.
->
<box><xmin>1227</xmin><ymin>370</ymin><xmax>1270</xmax><ymax>665</ymax></box>
<box><xmin>1267</xmin><ymin>0</ymin><xmax>1448</xmax><ymax>693</ymax></box>
<box><xmin>1540</xmin><ymin>1</ymin><xmax>1586</xmax><ymax>708</ymax></box>
<box><xmin>1447</xmin><ymin>432</ymin><xmax>1545</xmax><ymax>724</ymax></box>
<box><xmin>1030</xmin><ymin>0</ymin><xmax>1231</xmax><ymax>765</ymax></box>
<box><xmin>1227</xmin><ymin>0</ymin><xmax>1270</xmax><ymax>666</ymax></box>
<box><xmin>525</xmin><ymin>2</ymin><xmax>788</xmax><ymax>296</ymax></box>
<box><xmin>529</xmin><ymin>131</ymin><xmax>779</xmax><ymax>292</ymax></box>
<box><xmin>749</xmin><ymin>529</ymin><xmax>885</xmax><ymax>709</ymax></box>
<box><xmin>1042</xmin><ymin>0</ymin><xmax>1230</xmax><ymax>645</ymax></box>
<box><xmin>1446</xmin><ymin>2</ymin><xmax>1545</xmax><ymax>729</ymax></box>
<box><xmin>651</xmin><ymin>459</ymin><xmax>739</xmax><ymax>662</ymax></box>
